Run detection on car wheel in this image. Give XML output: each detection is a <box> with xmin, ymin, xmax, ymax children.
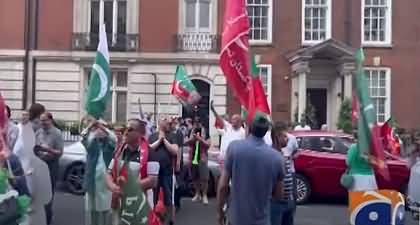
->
<box><xmin>295</xmin><ymin>174</ymin><xmax>311</xmax><ymax>205</ymax></box>
<box><xmin>65</xmin><ymin>163</ymin><xmax>85</xmax><ymax>195</ymax></box>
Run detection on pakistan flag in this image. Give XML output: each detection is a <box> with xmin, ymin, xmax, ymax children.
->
<box><xmin>85</xmin><ymin>24</ymin><xmax>111</xmax><ymax>119</ymax></box>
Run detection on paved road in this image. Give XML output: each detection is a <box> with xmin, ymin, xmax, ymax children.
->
<box><xmin>53</xmin><ymin>192</ymin><xmax>418</xmax><ymax>225</ymax></box>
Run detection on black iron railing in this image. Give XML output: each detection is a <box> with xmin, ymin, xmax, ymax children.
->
<box><xmin>175</xmin><ymin>33</ymin><xmax>221</xmax><ymax>53</ymax></box>
<box><xmin>72</xmin><ymin>32</ymin><xmax>138</xmax><ymax>52</ymax></box>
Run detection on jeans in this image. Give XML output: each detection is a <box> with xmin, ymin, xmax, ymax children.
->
<box><xmin>271</xmin><ymin>200</ymin><xmax>296</xmax><ymax>225</ymax></box>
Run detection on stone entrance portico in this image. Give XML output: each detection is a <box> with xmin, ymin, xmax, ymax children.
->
<box><xmin>287</xmin><ymin>39</ymin><xmax>356</xmax><ymax>130</ymax></box>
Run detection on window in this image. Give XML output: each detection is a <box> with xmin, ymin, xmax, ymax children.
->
<box><xmin>301</xmin><ymin>136</ymin><xmax>349</xmax><ymax>154</ymax></box>
<box><xmin>246</xmin><ymin>0</ymin><xmax>273</xmax><ymax>44</ymax></box>
<box><xmin>362</xmin><ymin>0</ymin><xmax>392</xmax><ymax>46</ymax></box>
<box><xmin>302</xmin><ymin>0</ymin><xmax>331</xmax><ymax>44</ymax></box>
<box><xmin>185</xmin><ymin>0</ymin><xmax>212</xmax><ymax>32</ymax></box>
<box><xmin>256</xmin><ymin>65</ymin><xmax>272</xmax><ymax>110</ymax></box>
<box><xmin>90</xmin><ymin>0</ymin><xmax>127</xmax><ymax>45</ymax></box>
<box><xmin>364</xmin><ymin>68</ymin><xmax>391</xmax><ymax>123</ymax></box>
<box><xmin>86</xmin><ymin>70</ymin><xmax>128</xmax><ymax>123</ymax></box>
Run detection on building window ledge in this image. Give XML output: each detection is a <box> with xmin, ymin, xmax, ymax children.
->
<box><xmin>361</xmin><ymin>42</ymin><xmax>393</xmax><ymax>48</ymax></box>
<box><xmin>250</xmin><ymin>40</ymin><xmax>273</xmax><ymax>46</ymax></box>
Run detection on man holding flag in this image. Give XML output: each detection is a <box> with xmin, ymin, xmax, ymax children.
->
<box><xmin>83</xmin><ymin>24</ymin><xmax>116</xmax><ymax>225</ymax></box>
<box><xmin>85</xmin><ymin>24</ymin><xmax>159</xmax><ymax>225</ymax></box>
<box><xmin>345</xmin><ymin>48</ymin><xmax>390</xmax><ymax>192</ymax></box>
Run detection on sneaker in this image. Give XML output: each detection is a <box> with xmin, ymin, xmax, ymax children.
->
<box><xmin>202</xmin><ymin>195</ymin><xmax>209</xmax><ymax>205</ymax></box>
<box><xmin>192</xmin><ymin>194</ymin><xmax>201</xmax><ymax>202</ymax></box>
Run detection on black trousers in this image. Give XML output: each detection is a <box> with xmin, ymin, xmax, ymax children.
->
<box><xmin>45</xmin><ymin>161</ymin><xmax>58</xmax><ymax>225</ymax></box>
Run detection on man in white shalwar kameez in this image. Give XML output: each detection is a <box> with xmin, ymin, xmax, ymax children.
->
<box><xmin>13</xmin><ymin>114</ymin><xmax>52</xmax><ymax>225</ymax></box>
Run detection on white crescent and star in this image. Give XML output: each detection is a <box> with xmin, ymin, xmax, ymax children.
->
<box><xmin>91</xmin><ymin>63</ymin><xmax>108</xmax><ymax>102</ymax></box>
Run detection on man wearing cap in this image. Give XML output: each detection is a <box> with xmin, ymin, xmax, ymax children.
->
<box><xmin>81</xmin><ymin>117</ymin><xmax>116</xmax><ymax>225</ymax></box>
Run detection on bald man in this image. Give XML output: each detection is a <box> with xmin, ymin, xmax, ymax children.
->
<box><xmin>211</xmin><ymin>101</ymin><xmax>245</xmax><ymax>163</ymax></box>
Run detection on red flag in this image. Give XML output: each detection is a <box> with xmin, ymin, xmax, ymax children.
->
<box><xmin>247</xmin><ymin>55</ymin><xmax>271</xmax><ymax>121</ymax></box>
<box><xmin>0</xmin><ymin>94</ymin><xmax>7</xmax><ymax>147</ymax></box>
<box><xmin>380</xmin><ymin>118</ymin><xmax>401</xmax><ymax>156</ymax></box>
<box><xmin>215</xmin><ymin>117</ymin><xmax>225</xmax><ymax>129</ymax></box>
<box><xmin>220</xmin><ymin>0</ymin><xmax>253</xmax><ymax>111</ymax></box>
<box><xmin>0</xmin><ymin>94</ymin><xmax>6</xmax><ymax>131</ymax></box>
<box><xmin>352</xmin><ymin>93</ymin><xmax>359</xmax><ymax>125</ymax></box>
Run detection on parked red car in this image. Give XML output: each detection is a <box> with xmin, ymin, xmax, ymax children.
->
<box><xmin>291</xmin><ymin>131</ymin><xmax>410</xmax><ymax>204</ymax></box>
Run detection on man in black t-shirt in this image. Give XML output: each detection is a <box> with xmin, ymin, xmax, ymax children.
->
<box><xmin>149</xmin><ymin>118</ymin><xmax>179</xmax><ymax>225</ymax></box>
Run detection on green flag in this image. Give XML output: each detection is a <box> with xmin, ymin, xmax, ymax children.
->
<box><xmin>85</xmin><ymin>24</ymin><xmax>111</xmax><ymax>119</ymax></box>
<box><xmin>170</xmin><ymin>65</ymin><xmax>201</xmax><ymax>105</ymax></box>
<box><xmin>355</xmin><ymin>48</ymin><xmax>390</xmax><ymax>180</ymax></box>
<box><xmin>241</xmin><ymin>55</ymin><xmax>271</xmax><ymax>122</ymax></box>
<box><xmin>119</xmin><ymin>162</ymin><xmax>150</xmax><ymax>225</ymax></box>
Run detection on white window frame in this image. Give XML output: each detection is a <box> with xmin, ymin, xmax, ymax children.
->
<box><xmin>301</xmin><ymin>0</ymin><xmax>332</xmax><ymax>45</ymax></box>
<box><xmin>184</xmin><ymin>0</ymin><xmax>213</xmax><ymax>33</ymax></box>
<box><xmin>180</xmin><ymin>0</ymin><xmax>217</xmax><ymax>34</ymax></box>
<box><xmin>361</xmin><ymin>0</ymin><xmax>392</xmax><ymax>47</ymax></box>
<box><xmin>88</xmin><ymin>0</ymin><xmax>127</xmax><ymax>45</ymax></box>
<box><xmin>83</xmin><ymin>69</ymin><xmax>129</xmax><ymax>123</ymax></box>
<box><xmin>364</xmin><ymin>67</ymin><xmax>391</xmax><ymax>124</ymax></box>
<box><xmin>256</xmin><ymin>64</ymin><xmax>272</xmax><ymax>111</ymax></box>
<box><xmin>247</xmin><ymin>0</ymin><xmax>273</xmax><ymax>45</ymax></box>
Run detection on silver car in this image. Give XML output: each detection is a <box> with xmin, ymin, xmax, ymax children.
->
<box><xmin>58</xmin><ymin>142</ymin><xmax>221</xmax><ymax>196</ymax></box>
<box><xmin>58</xmin><ymin>142</ymin><xmax>86</xmax><ymax>195</ymax></box>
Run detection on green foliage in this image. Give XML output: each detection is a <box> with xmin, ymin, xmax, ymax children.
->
<box><xmin>54</xmin><ymin>119</ymin><xmax>67</xmax><ymax>131</ymax></box>
<box><xmin>337</xmin><ymin>98</ymin><xmax>353</xmax><ymax>134</ymax></box>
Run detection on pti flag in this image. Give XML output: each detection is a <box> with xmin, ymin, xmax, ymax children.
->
<box><xmin>355</xmin><ymin>48</ymin><xmax>390</xmax><ymax>181</ymax></box>
<box><xmin>241</xmin><ymin>55</ymin><xmax>271</xmax><ymax>121</ymax></box>
<box><xmin>220</xmin><ymin>0</ymin><xmax>253</xmax><ymax>112</ymax></box>
<box><xmin>170</xmin><ymin>65</ymin><xmax>201</xmax><ymax>105</ymax></box>
<box><xmin>381</xmin><ymin>117</ymin><xmax>401</xmax><ymax>156</ymax></box>
<box><xmin>85</xmin><ymin>24</ymin><xmax>111</xmax><ymax>119</ymax></box>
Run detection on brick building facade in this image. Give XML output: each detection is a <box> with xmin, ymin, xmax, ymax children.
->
<box><xmin>0</xmin><ymin>0</ymin><xmax>419</xmax><ymax>143</ymax></box>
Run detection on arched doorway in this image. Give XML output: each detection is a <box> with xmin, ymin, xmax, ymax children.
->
<box><xmin>182</xmin><ymin>79</ymin><xmax>210</xmax><ymax>135</ymax></box>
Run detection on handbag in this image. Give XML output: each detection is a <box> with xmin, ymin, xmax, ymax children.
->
<box><xmin>340</xmin><ymin>169</ymin><xmax>354</xmax><ymax>189</ymax></box>
<box><xmin>0</xmin><ymin>195</ymin><xmax>20</xmax><ymax>224</ymax></box>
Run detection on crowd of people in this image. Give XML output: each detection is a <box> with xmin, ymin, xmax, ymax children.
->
<box><xmin>0</xmin><ymin>101</ymin><xmax>218</xmax><ymax>225</ymax></box>
<box><xmin>1</xmin><ymin>100</ymin><xmax>419</xmax><ymax>225</ymax></box>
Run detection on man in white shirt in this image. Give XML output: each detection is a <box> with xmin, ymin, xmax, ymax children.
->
<box><xmin>211</xmin><ymin>101</ymin><xmax>245</xmax><ymax>161</ymax></box>
<box><xmin>294</xmin><ymin>118</ymin><xmax>311</xmax><ymax>131</ymax></box>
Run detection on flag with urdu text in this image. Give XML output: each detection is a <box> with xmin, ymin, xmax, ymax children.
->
<box><xmin>380</xmin><ymin>117</ymin><xmax>401</xmax><ymax>156</ymax></box>
<box><xmin>355</xmin><ymin>48</ymin><xmax>390</xmax><ymax>181</ymax></box>
<box><xmin>85</xmin><ymin>24</ymin><xmax>111</xmax><ymax>119</ymax></box>
<box><xmin>219</xmin><ymin>0</ymin><xmax>253</xmax><ymax>115</ymax></box>
<box><xmin>170</xmin><ymin>65</ymin><xmax>201</xmax><ymax>105</ymax></box>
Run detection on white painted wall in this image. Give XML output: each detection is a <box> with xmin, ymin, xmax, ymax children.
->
<box><xmin>0</xmin><ymin>60</ymin><xmax>24</xmax><ymax>118</ymax></box>
<box><xmin>35</xmin><ymin>62</ymin><xmax>81</xmax><ymax>121</ymax></box>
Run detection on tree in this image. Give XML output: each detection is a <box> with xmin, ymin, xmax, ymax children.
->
<box><xmin>337</xmin><ymin>98</ymin><xmax>352</xmax><ymax>134</ymax></box>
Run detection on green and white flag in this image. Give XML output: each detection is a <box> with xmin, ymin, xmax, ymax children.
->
<box><xmin>85</xmin><ymin>24</ymin><xmax>111</xmax><ymax>119</ymax></box>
